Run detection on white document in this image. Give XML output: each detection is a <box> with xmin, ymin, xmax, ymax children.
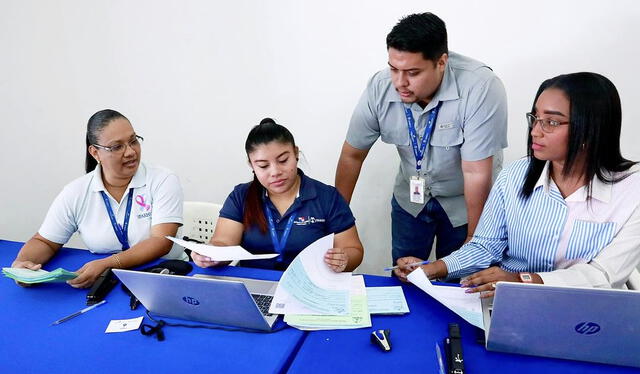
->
<box><xmin>166</xmin><ymin>236</ymin><xmax>278</xmax><ymax>261</ymax></box>
<box><xmin>407</xmin><ymin>268</ymin><xmax>484</xmax><ymax>329</ymax></box>
<box><xmin>269</xmin><ymin>234</ymin><xmax>352</xmax><ymax>315</ymax></box>
<box><xmin>366</xmin><ymin>286</ymin><xmax>410</xmax><ymax>314</ymax></box>
<box><xmin>105</xmin><ymin>316</ymin><xmax>144</xmax><ymax>333</ymax></box>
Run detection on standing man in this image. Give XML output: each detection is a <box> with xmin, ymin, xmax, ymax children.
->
<box><xmin>335</xmin><ymin>12</ymin><xmax>507</xmax><ymax>265</ymax></box>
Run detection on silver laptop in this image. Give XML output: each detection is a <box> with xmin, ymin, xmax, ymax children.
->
<box><xmin>112</xmin><ymin>269</ymin><xmax>279</xmax><ymax>331</ymax></box>
<box><xmin>482</xmin><ymin>282</ymin><xmax>640</xmax><ymax>368</ymax></box>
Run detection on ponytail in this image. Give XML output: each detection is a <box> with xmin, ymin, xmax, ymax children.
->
<box><xmin>243</xmin><ymin>173</ymin><xmax>268</xmax><ymax>233</ymax></box>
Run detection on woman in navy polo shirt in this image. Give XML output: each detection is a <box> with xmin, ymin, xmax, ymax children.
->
<box><xmin>193</xmin><ymin>118</ymin><xmax>364</xmax><ymax>272</ymax></box>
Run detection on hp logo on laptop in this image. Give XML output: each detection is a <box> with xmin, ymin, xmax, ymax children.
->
<box><xmin>182</xmin><ymin>296</ymin><xmax>200</xmax><ymax>305</ymax></box>
<box><xmin>575</xmin><ymin>322</ymin><xmax>600</xmax><ymax>335</ymax></box>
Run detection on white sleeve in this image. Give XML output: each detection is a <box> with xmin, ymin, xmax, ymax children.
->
<box><xmin>38</xmin><ymin>187</ymin><xmax>78</xmax><ymax>245</ymax></box>
<box><xmin>150</xmin><ymin>173</ymin><xmax>183</xmax><ymax>226</ymax></box>
<box><xmin>538</xmin><ymin>203</ymin><xmax>640</xmax><ymax>288</ymax></box>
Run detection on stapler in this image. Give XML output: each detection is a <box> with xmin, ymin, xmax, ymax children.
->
<box><xmin>371</xmin><ymin>329</ymin><xmax>392</xmax><ymax>352</ymax></box>
<box><xmin>86</xmin><ymin>268</ymin><xmax>119</xmax><ymax>305</ymax></box>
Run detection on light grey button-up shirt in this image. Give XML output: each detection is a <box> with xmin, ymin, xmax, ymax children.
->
<box><xmin>346</xmin><ymin>52</ymin><xmax>508</xmax><ymax>227</ymax></box>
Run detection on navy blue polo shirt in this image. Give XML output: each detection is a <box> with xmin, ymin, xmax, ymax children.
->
<box><xmin>219</xmin><ymin>170</ymin><xmax>356</xmax><ymax>270</ymax></box>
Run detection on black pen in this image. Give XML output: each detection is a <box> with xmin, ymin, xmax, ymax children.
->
<box><xmin>51</xmin><ymin>300</ymin><xmax>107</xmax><ymax>325</ymax></box>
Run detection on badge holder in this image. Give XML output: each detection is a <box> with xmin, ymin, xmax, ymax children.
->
<box><xmin>410</xmin><ymin>176</ymin><xmax>425</xmax><ymax>204</ymax></box>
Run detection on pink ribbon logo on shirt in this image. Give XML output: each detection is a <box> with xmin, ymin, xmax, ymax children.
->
<box><xmin>135</xmin><ymin>195</ymin><xmax>151</xmax><ymax>211</ymax></box>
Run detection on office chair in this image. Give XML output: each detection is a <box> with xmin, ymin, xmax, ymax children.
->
<box><xmin>181</xmin><ymin>201</ymin><xmax>223</xmax><ymax>259</ymax></box>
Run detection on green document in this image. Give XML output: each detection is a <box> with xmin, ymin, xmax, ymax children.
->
<box><xmin>2</xmin><ymin>267</ymin><xmax>78</xmax><ymax>284</ymax></box>
<box><xmin>284</xmin><ymin>295</ymin><xmax>371</xmax><ymax>330</ymax></box>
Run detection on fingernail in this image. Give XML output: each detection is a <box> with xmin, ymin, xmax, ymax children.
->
<box><xmin>465</xmin><ymin>288</ymin><xmax>473</xmax><ymax>293</ymax></box>
<box><xmin>205</xmin><ymin>257</ymin><xmax>212</xmax><ymax>261</ymax></box>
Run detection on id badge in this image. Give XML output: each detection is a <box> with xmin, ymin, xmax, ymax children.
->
<box><xmin>409</xmin><ymin>176</ymin><xmax>425</xmax><ymax>204</ymax></box>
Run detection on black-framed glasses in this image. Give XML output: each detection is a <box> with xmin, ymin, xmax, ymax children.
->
<box><xmin>93</xmin><ymin>135</ymin><xmax>144</xmax><ymax>154</ymax></box>
<box><xmin>526</xmin><ymin>113</ymin><xmax>569</xmax><ymax>133</ymax></box>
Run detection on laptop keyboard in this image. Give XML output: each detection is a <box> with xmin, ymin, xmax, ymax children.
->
<box><xmin>251</xmin><ymin>294</ymin><xmax>275</xmax><ymax>316</ymax></box>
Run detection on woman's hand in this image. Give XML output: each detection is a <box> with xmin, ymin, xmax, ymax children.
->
<box><xmin>68</xmin><ymin>258</ymin><xmax>111</xmax><ymax>288</ymax></box>
<box><xmin>10</xmin><ymin>260</ymin><xmax>43</xmax><ymax>287</ymax></box>
<box><xmin>461</xmin><ymin>266</ymin><xmax>520</xmax><ymax>298</ymax></box>
<box><xmin>11</xmin><ymin>260</ymin><xmax>42</xmax><ymax>271</ymax></box>
<box><xmin>393</xmin><ymin>256</ymin><xmax>425</xmax><ymax>281</ymax></box>
<box><xmin>324</xmin><ymin>248</ymin><xmax>349</xmax><ymax>273</ymax></box>
<box><xmin>191</xmin><ymin>251</ymin><xmax>230</xmax><ymax>269</ymax></box>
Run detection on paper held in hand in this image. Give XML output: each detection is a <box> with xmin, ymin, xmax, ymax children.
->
<box><xmin>269</xmin><ymin>234</ymin><xmax>353</xmax><ymax>316</ymax></box>
<box><xmin>2</xmin><ymin>267</ymin><xmax>78</xmax><ymax>284</ymax></box>
<box><xmin>407</xmin><ymin>268</ymin><xmax>484</xmax><ymax>330</ymax></box>
<box><xmin>166</xmin><ymin>236</ymin><xmax>278</xmax><ymax>261</ymax></box>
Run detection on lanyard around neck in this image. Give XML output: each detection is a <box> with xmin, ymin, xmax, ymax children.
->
<box><xmin>100</xmin><ymin>188</ymin><xmax>134</xmax><ymax>250</ymax></box>
<box><xmin>264</xmin><ymin>204</ymin><xmax>297</xmax><ymax>260</ymax></box>
<box><xmin>404</xmin><ymin>101</ymin><xmax>442</xmax><ymax>172</ymax></box>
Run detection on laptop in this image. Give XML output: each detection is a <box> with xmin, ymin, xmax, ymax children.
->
<box><xmin>112</xmin><ymin>269</ymin><xmax>279</xmax><ymax>331</ymax></box>
<box><xmin>482</xmin><ymin>282</ymin><xmax>640</xmax><ymax>368</ymax></box>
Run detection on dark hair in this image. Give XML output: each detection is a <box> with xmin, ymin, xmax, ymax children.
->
<box><xmin>85</xmin><ymin>109</ymin><xmax>128</xmax><ymax>173</ymax></box>
<box><xmin>386</xmin><ymin>12</ymin><xmax>448</xmax><ymax>62</ymax></box>
<box><xmin>243</xmin><ymin>118</ymin><xmax>297</xmax><ymax>233</ymax></box>
<box><xmin>522</xmin><ymin>72</ymin><xmax>637</xmax><ymax>198</ymax></box>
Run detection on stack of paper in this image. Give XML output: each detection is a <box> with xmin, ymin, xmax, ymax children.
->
<box><xmin>366</xmin><ymin>286</ymin><xmax>410</xmax><ymax>315</ymax></box>
<box><xmin>269</xmin><ymin>234</ymin><xmax>372</xmax><ymax>330</ymax></box>
<box><xmin>2</xmin><ymin>267</ymin><xmax>78</xmax><ymax>284</ymax></box>
<box><xmin>285</xmin><ymin>275</ymin><xmax>371</xmax><ymax>330</ymax></box>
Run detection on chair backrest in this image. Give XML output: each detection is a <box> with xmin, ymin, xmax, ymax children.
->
<box><xmin>182</xmin><ymin>201</ymin><xmax>223</xmax><ymax>244</ymax></box>
<box><xmin>627</xmin><ymin>268</ymin><xmax>640</xmax><ymax>290</ymax></box>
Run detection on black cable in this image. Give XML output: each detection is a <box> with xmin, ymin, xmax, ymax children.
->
<box><xmin>140</xmin><ymin>310</ymin><xmax>288</xmax><ymax>340</ymax></box>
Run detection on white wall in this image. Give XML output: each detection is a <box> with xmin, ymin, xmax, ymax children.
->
<box><xmin>1</xmin><ymin>0</ymin><xmax>639</xmax><ymax>275</ymax></box>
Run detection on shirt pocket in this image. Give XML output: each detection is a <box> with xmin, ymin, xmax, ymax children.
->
<box><xmin>430</xmin><ymin>123</ymin><xmax>463</xmax><ymax>149</ymax></box>
<box><xmin>380</xmin><ymin>127</ymin><xmax>409</xmax><ymax>146</ymax></box>
<box><xmin>565</xmin><ymin>220</ymin><xmax>615</xmax><ymax>261</ymax></box>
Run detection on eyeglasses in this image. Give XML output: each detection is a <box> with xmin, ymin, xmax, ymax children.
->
<box><xmin>93</xmin><ymin>135</ymin><xmax>144</xmax><ymax>154</ymax></box>
<box><xmin>526</xmin><ymin>113</ymin><xmax>569</xmax><ymax>133</ymax></box>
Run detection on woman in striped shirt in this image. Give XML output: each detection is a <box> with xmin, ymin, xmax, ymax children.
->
<box><xmin>395</xmin><ymin>72</ymin><xmax>640</xmax><ymax>296</ymax></box>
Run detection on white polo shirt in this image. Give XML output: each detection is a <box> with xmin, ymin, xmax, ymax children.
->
<box><xmin>39</xmin><ymin>162</ymin><xmax>184</xmax><ymax>258</ymax></box>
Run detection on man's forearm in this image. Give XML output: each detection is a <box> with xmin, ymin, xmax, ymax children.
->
<box><xmin>462</xmin><ymin>158</ymin><xmax>494</xmax><ymax>238</ymax></box>
<box><xmin>335</xmin><ymin>159</ymin><xmax>362</xmax><ymax>203</ymax></box>
<box><xmin>463</xmin><ymin>178</ymin><xmax>491</xmax><ymax>237</ymax></box>
<box><xmin>335</xmin><ymin>142</ymin><xmax>369</xmax><ymax>203</ymax></box>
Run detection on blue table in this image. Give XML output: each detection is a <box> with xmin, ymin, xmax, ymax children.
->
<box><xmin>287</xmin><ymin>274</ymin><xmax>639</xmax><ymax>373</ymax></box>
<box><xmin>3</xmin><ymin>239</ymin><xmax>637</xmax><ymax>374</ymax></box>
<box><xmin>0</xmin><ymin>240</ymin><xmax>305</xmax><ymax>374</ymax></box>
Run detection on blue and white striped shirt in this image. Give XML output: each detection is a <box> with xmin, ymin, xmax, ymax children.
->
<box><xmin>442</xmin><ymin>157</ymin><xmax>640</xmax><ymax>288</ymax></box>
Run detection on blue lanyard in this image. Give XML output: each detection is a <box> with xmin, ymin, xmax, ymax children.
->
<box><xmin>264</xmin><ymin>204</ymin><xmax>297</xmax><ymax>260</ymax></box>
<box><xmin>100</xmin><ymin>188</ymin><xmax>134</xmax><ymax>250</ymax></box>
<box><xmin>404</xmin><ymin>101</ymin><xmax>442</xmax><ymax>172</ymax></box>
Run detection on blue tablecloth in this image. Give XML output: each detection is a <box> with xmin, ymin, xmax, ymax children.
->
<box><xmin>0</xmin><ymin>240</ymin><xmax>304</xmax><ymax>374</ymax></box>
<box><xmin>288</xmin><ymin>273</ymin><xmax>638</xmax><ymax>373</ymax></box>
<box><xmin>2</xmin><ymin>239</ymin><xmax>636</xmax><ymax>374</ymax></box>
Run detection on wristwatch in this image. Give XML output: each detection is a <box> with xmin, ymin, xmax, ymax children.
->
<box><xmin>519</xmin><ymin>272</ymin><xmax>533</xmax><ymax>283</ymax></box>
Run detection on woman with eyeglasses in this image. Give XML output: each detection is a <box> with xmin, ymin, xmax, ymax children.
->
<box><xmin>192</xmin><ymin>118</ymin><xmax>364</xmax><ymax>272</ymax></box>
<box><xmin>11</xmin><ymin>109</ymin><xmax>184</xmax><ymax>288</ymax></box>
<box><xmin>395</xmin><ymin>72</ymin><xmax>640</xmax><ymax>295</ymax></box>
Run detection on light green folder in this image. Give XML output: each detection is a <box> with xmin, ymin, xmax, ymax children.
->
<box><xmin>2</xmin><ymin>267</ymin><xmax>78</xmax><ymax>284</ymax></box>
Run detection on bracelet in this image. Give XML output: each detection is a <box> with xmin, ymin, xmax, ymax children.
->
<box><xmin>113</xmin><ymin>254</ymin><xmax>123</xmax><ymax>269</ymax></box>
